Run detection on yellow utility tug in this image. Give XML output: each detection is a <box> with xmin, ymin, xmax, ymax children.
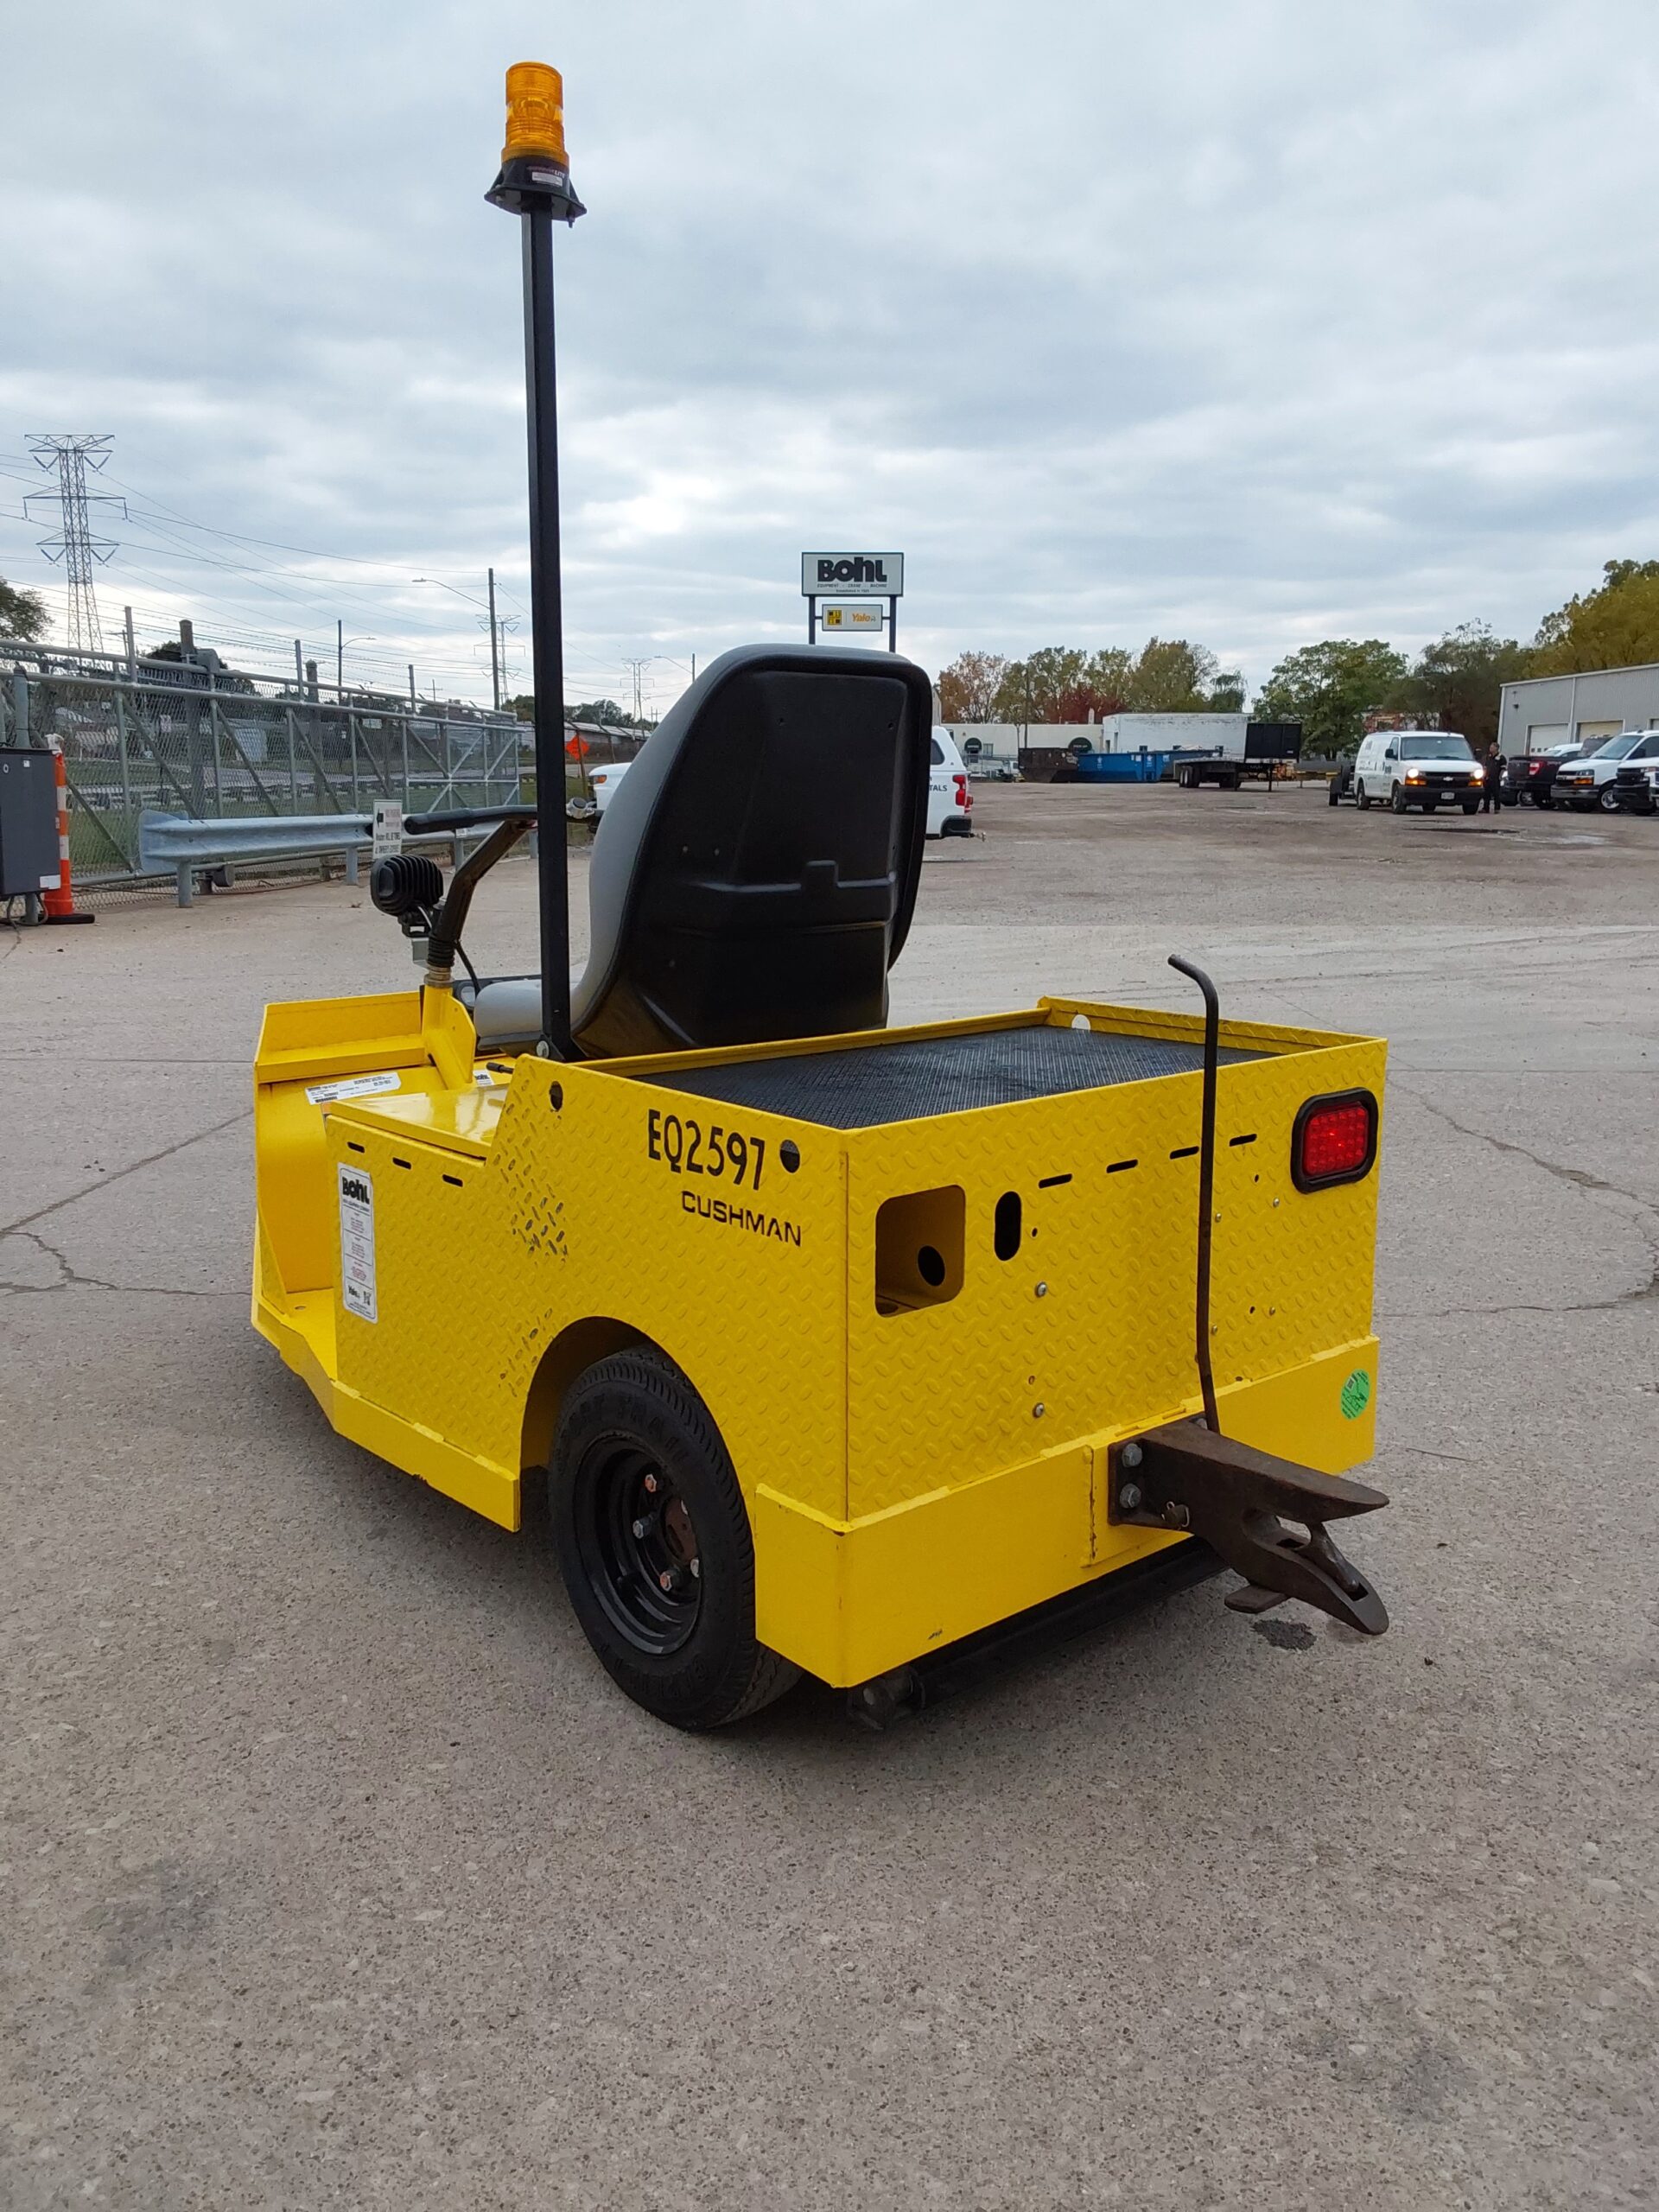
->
<box><xmin>253</xmin><ymin>65</ymin><xmax>1391</xmax><ymax>1729</ymax></box>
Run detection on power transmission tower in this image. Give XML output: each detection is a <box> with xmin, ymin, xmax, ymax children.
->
<box><xmin>623</xmin><ymin>656</ymin><xmax>654</xmax><ymax>727</ymax></box>
<box><xmin>24</xmin><ymin>435</ymin><xmax>125</xmax><ymax>655</ymax></box>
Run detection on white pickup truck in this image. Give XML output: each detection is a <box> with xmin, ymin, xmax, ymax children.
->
<box><xmin>1550</xmin><ymin>729</ymin><xmax>1659</xmax><ymax>813</ymax></box>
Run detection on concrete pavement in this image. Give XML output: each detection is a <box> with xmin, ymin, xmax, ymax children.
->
<box><xmin>3</xmin><ymin>783</ymin><xmax>1656</xmax><ymax>2209</ymax></box>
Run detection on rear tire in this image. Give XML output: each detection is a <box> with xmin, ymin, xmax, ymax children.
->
<box><xmin>550</xmin><ymin>1348</ymin><xmax>800</xmax><ymax>1729</ymax></box>
<box><xmin>1357</xmin><ymin>780</ymin><xmax>1371</xmax><ymax>810</ymax></box>
<box><xmin>1327</xmin><ymin>780</ymin><xmax>1340</xmax><ymax>806</ymax></box>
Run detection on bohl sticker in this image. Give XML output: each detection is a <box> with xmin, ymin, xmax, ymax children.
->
<box><xmin>337</xmin><ymin>1164</ymin><xmax>378</xmax><ymax>1322</ymax></box>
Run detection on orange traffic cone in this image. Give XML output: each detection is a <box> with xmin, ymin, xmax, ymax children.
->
<box><xmin>42</xmin><ymin>744</ymin><xmax>95</xmax><ymax>925</ymax></box>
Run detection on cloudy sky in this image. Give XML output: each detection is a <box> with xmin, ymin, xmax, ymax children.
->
<box><xmin>3</xmin><ymin>0</ymin><xmax>1657</xmax><ymax>714</ymax></box>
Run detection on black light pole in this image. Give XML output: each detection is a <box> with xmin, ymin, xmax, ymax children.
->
<box><xmin>487</xmin><ymin>63</ymin><xmax>585</xmax><ymax>1061</ymax></box>
<box><xmin>486</xmin><ymin>565</ymin><xmax>501</xmax><ymax>711</ymax></box>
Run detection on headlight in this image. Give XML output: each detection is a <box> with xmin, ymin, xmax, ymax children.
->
<box><xmin>1405</xmin><ymin>769</ymin><xmax>1423</xmax><ymax>782</ymax></box>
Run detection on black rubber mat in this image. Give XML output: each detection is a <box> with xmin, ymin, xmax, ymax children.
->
<box><xmin>642</xmin><ymin>1023</ymin><xmax>1266</xmax><ymax>1129</ymax></box>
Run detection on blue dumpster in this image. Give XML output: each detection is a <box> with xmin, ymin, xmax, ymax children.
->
<box><xmin>1074</xmin><ymin>749</ymin><xmax>1172</xmax><ymax>783</ymax></box>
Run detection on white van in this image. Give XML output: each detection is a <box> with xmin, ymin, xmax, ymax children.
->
<box><xmin>1351</xmin><ymin>728</ymin><xmax>1484</xmax><ymax>814</ymax></box>
<box><xmin>928</xmin><ymin>728</ymin><xmax>974</xmax><ymax>838</ymax></box>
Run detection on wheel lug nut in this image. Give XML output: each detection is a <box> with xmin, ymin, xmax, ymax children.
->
<box><xmin>632</xmin><ymin>1517</ymin><xmax>649</xmax><ymax>1540</ymax></box>
<box><xmin>690</xmin><ymin>1559</ymin><xmax>700</xmax><ymax>1580</ymax></box>
<box><xmin>643</xmin><ymin>1472</ymin><xmax>659</xmax><ymax>1494</ymax></box>
<box><xmin>658</xmin><ymin>1567</ymin><xmax>679</xmax><ymax>1592</ymax></box>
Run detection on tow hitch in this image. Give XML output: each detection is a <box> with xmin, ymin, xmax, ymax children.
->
<box><xmin>1108</xmin><ymin>1423</ymin><xmax>1389</xmax><ymax>1636</ymax></box>
<box><xmin>1147</xmin><ymin>955</ymin><xmax>1389</xmax><ymax>1637</ymax></box>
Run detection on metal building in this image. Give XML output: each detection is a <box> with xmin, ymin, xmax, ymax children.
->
<box><xmin>1499</xmin><ymin>662</ymin><xmax>1659</xmax><ymax>754</ymax></box>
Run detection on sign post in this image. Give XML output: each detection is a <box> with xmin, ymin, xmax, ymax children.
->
<box><xmin>801</xmin><ymin>552</ymin><xmax>904</xmax><ymax>652</ymax></box>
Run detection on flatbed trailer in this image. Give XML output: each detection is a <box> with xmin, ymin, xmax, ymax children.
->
<box><xmin>1175</xmin><ymin>722</ymin><xmax>1304</xmax><ymax>791</ymax></box>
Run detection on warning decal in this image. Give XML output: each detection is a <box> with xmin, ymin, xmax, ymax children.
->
<box><xmin>306</xmin><ymin>1071</ymin><xmax>403</xmax><ymax>1106</ymax></box>
<box><xmin>337</xmin><ymin>1164</ymin><xmax>378</xmax><ymax>1323</ymax></box>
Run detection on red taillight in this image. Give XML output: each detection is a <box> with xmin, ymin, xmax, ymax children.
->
<box><xmin>954</xmin><ymin>772</ymin><xmax>971</xmax><ymax>810</ymax></box>
<box><xmin>1292</xmin><ymin>1090</ymin><xmax>1377</xmax><ymax>1192</ymax></box>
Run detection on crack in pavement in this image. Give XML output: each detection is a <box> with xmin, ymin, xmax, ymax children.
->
<box><xmin>0</xmin><ymin>1227</ymin><xmax>237</xmax><ymax>1300</ymax></box>
<box><xmin>1378</xmin><ymin>1264</ymin><xmax>1659</xmax><ymax>1323</ymax></box>
<box><xmin>1384</xmin><ymin>1083</ymin><xmax>1659</xmax><ymax>1319</ymax></box>
<box><xmin>1398</xmin><ymin>1084</ymin><xmax>1656</xmax><ymax>1214</ymax></box>
<box><xmin>0</xmin><ymin>1107</ymin><xmax>252</xmax><ymax>1240</ymax></box>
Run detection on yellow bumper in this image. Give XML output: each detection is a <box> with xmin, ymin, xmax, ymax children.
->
<box><xmin>753</xmin><ymin>1337</ymin><xmax>1379</xmax><ymax>1686</ymax></box>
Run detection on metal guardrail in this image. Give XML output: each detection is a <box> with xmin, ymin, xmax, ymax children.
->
<box><xmin>137</xmin><ymin>810</ymin><xmax>471</xmax><ymax>907</ymax></box>
<box><xmin>2</xmin><ymin>660</ymin><xmax>525</xmax><ymax>893</ymax></box>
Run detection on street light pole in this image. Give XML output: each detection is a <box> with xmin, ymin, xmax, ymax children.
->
<box><xmin>487</xmin><ymin>62</ymin><xmax>585</xmax><ymax>1060</ymax></box>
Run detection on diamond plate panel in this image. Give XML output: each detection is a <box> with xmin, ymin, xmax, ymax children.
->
<box><xmin>842</xmin><ymin>1013</ymin><xmax>1386</xmax><ymax>1517</ymax></box>
<box><xmin>295</xmin><ymin>995</ymin><xmax>1382</xmax><ymax>1542</ymax></box>
<box><xmin>329</xmin><ymin>1059</ymin><xmax>851</xmax><ymax>1519</ymax></box>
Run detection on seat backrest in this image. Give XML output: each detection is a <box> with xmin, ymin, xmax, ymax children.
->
<box><xmin>571</xmin><ymin>645</ymin><xmax>934</xmax><ymax>1058</ymax></box>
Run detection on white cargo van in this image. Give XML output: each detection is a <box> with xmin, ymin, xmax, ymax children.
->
<box><xmin>1351</xmin><ymin>729</ymin><xmax>1484</xmax><ymax>814</ymax></box>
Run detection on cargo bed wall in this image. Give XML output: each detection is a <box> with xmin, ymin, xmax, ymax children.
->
<box><xmin>842</xmin><ymin>1029</ymin><xmax>1385</xmax><ymax>1518</ymax></box>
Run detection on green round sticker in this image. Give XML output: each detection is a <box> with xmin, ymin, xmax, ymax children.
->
<box><xmin>1340</xmin><ymin>1368</ymin><xmax>1372</xmax><ymax>1420</ymax></box>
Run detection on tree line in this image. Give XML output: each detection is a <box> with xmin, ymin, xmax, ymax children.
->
<box><xmin>938</xmin><ymin>639</ymin><xmax>1244</xmax><ymax>726</ymax></box>
<box><xmin>937</xmin><ymin>560</ymin><xmax>1659</xmax><ymax>754</ymax></box>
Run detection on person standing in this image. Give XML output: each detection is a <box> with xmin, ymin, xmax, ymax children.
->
<box><xmin>1481</xmin><ymin>741</ymin><xmax>1505</xmax><ymax>813</ymax></box>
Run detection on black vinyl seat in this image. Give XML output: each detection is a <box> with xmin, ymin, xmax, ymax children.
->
<box><xmin>469</xmin><ymin>645</ymin><xmax>933</xmax><ymax>1059</ymax></box>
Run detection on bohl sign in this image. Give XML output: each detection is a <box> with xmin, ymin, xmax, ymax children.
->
<box><xmin>800</xmin><ymin>551</ymin><xmax>905</xmax><ymax>598</ymax></box>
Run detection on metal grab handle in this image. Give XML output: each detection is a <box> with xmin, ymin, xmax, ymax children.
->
<box><xmin>1168</xmin><ymin>955</ymin><xmax>1221</xmax><ymax>1433</ymax></box>
<box><xmin>424</xmin><ymin>816</ymin><xmax>531</xmax><ymax>984</ymax></box>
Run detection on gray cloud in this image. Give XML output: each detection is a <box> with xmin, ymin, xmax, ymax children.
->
<box><xmin>3</xmin><ymin>0</ymin><xmax>1657</xmax><ymax>711</ymax></box>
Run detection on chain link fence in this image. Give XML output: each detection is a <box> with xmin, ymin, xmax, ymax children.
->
<box><xmin>3</xmin><ymin>648</ymin><xmax>530</xmax><ymax>903</ymax></box>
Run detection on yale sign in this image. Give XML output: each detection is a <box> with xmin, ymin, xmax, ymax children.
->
<box><xmin>823</xmin><ymin>605</ymin><xmax>883</xmax><ymax>632</ymax></box>
<box><xmin>801</xmin><ymin>551</ymin><xmax>904</xmax><ymax>598</ymax></box>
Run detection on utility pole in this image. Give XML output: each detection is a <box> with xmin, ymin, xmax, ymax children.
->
<box><xmin>408</xmin><ymin>664</ymin><xmax>416</xmax><ymax>707</ymax></box>
<box><xmin>123</xmin><ymin>605</ymin><xmax>136</xmax><ymax>679</ymax></box>
<box><xmin>336</xmin><ymin>618</ymin><xmax>344</xmax><ymax>696</ymax></box>
<box><xmin>486</xmin><ymin>567</ymin><xmax>501</xmax><ymax>710</ymax></box>
<box><xmin>24</xmin><ymin>435</ymin><xmax>125</xmax><ymax>656</ymax></box>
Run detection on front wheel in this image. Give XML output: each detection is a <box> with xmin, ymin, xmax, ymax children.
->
<box><xmin>1598</xmin><ymin>783</ymin><xmax>1624</xmax><ymax>814</ymax></box>
<box><xmin>1462</xmin><ymin>797</ymin><xmax>1479</xmax><ymax>815</ymax></box>
<box><xmin>1390</xmin><ymin>782</ymin><xmax>1408</xmax><ymax>814</ymax></box>
<box><xmin>550</xmin><ymin>1347</ymin><xmax>800</xmax><ymax>1729</ymax></box>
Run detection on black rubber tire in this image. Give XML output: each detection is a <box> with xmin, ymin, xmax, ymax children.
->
<box><xmin>550</xmin><ymin>1348</ymin><xmax>800</xmax><ymax>1729</ymax></box>
<box><xmin>1530</xmin><ymin>789</ymin><xmax>1548</xmax><ymax>808</ymax></box>
<box><xmin>1357</xmin><ymin>780</ymin><xmax>1371</xmax><ymax>810</ymax></box>
<box><xmin>1390</xmin><ymin>782</ymin><xmax>1408</xmax><ymax>814</ymax></box>
<box><xmin>1461</xmin><ymin>798</ymin><xmax>1478</xmax><ymax>815</ymax></box>
<box><xmin>1327</xmin><ymin>781</ymin><xmax>1340</xmax><ymax>806</ymax></box>
<box><xmin>1597</xmin><ymin>783</ymin><xmax>1624</xmax><ymax>814</ymax></box>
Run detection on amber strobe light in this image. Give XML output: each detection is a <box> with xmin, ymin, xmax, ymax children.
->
<box><xmin>502</xmin><ymin>60</ymin><xmax>568</xmax><ymax>166</ymax></box>
<box><xmin>1292</xmin><ymin>1090</ymin><xmax>1378</xmax><ymax>1192</ymax></box>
